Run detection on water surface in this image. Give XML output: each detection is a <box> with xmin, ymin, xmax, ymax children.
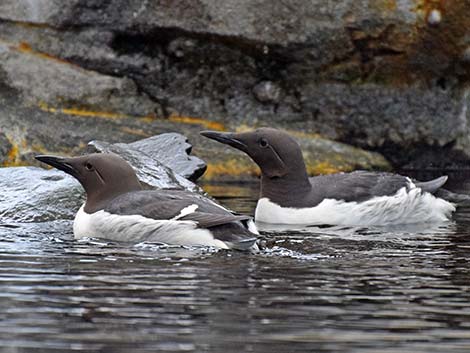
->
<box><xmin>2</xmin><ymin>180</ymin><xmax>470</xmax><ymax>352</ymax></box>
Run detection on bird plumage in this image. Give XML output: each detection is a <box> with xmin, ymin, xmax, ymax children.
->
<box><xmin>35</xmin><ymin>153</ymin><xmax>258</xmax><ymax>249</ymax></box>
<box><xmin>201</xmin><ymin>128</ymin><xmax>456</xmax><ymax>226</ymax></box>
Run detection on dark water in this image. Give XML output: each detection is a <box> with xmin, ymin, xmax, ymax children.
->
<box><xmin>3</xmin><ymin>180</ymin><xmax>470</xmax><ymax>352</ymax></box>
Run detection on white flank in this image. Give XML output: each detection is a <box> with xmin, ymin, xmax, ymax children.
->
<box><xmin>171</xmin><ymin>204</ymin><xmax>198</xmax><ymax>220</ymax></box>
<box><xmin>73</xmin><ymin>205</ymin><xmax>229</xmax><ymax>249</ymax></box>
<box><xmin>246</xmin><ymin>219</ymin><xmax>259</xmax><ymax>235</ymax></box>
<box><xmin>255</xmin><ymin>183</ymin><xmax>456</xmax><ymax>226</ymax></box>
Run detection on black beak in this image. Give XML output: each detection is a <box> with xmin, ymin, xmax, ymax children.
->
<box><xmin>200</xmin><ymin>131</ymin><xmax>247</xmax><ymax>152</ymax></box>
<box><xmin>35</xmin><ymin>155</ymin><xmax>80</xmax><ymax>178</ymax></box>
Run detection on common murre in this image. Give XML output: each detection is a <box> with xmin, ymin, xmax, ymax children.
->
<box><xmin>35</xmin><ymin>153</ymin><xmax>258</xmax><ymax>250</ymax></box>
<box><xmin>201</xmin><ymin>128</ymin><xmax>456</xmax><ymax>226</ymax></box>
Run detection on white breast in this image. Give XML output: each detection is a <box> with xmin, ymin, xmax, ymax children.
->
<box><xmin>73</xmin><ymin>205</ymin><xmax>229</xmax><ymax>249</ymax></box>
<box><xmin>255</xmin><ymin>184</ymin><xmax>455</xmax><ymax>226</ymax></box>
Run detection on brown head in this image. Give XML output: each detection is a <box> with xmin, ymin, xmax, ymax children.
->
<box><xmin>35</xmin><ymin>153</ymin><xmax>142</xmax><ymax>212</ymax></box>
<box><xmin>200</xmin><ymin>128</ymin><xmax>311</xmax><ymax>200</ymax></box>
<box><xmin>200</xmin><ymin>128</ymin><xmax>308</xmax><ymax>180</ymax></box>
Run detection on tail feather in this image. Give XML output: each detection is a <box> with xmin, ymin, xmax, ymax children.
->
<box><xmin>415</xmin><ymin>176</ymin><xmax>448</xmax><ymax>194</ymax></box>
<box><xmin>209</xmin><ymin>220</ymin><xmax>259</xmax><ymax>251</ymax></box>
<box><xmin>226</xmin><ymin>237</ymin><xmax>259</xmax><ymax>251</ymax></box>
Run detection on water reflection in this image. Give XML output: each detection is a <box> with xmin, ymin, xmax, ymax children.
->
<box><xmin>2</xmin><ymin>182</ymin><xmax>470</xmax><ymax>352</ymax></box>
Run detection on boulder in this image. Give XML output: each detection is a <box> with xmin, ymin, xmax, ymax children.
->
<box><xmin>88</xmin><ymin>134</ymin><xmax>206</xmax><ymax>192</ymax></box>
<box><xmin>1</xmin><ymin>132</ymin><xmax>206</xmax><ymax>223</ymax></box>
<box><xmin>127</xmin><ymin>133</ymin><xmax>207</xmax><ymax>181</ymax></box>
<box><xmin>0</xmin><ymin>41</ymin><xmax>159</xmax><ymax>117</ymax></box>
<box><xmin>0</xmin><ymin>167</ymin><xmax>83</xmax><ymax>222</ymax></box>
<box><xmin>1</xmin><ymin>0</ymin><xmax>469</xmax><ymax>169</ymax></box>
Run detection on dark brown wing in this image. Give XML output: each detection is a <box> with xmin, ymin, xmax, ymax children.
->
<box><xmin>105</xmin><ymin>190</ymin><xmax>251</xmax><ymax>228</ymax></box>
<box><xmin>309</xmin><ymin>171</ymin><xmax>410</xmax><ymax>203</ymax></box>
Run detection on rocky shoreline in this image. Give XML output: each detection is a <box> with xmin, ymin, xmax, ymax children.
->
<box><xmin>1</xmin><ymin>0</ymin><xmax>469</xmax><ymax>177</ymax></box>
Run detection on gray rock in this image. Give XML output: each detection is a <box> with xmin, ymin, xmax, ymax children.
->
<box><xmin>167</xmin><ymin>38</ymin><xmax>198</xmax><ymax>59</ymax></box>
<box><xmin>1</xmin><ymin>0</ymin><xmax>469</xmax><ymax>169</ymax></box>
<box><xmin>0</xmin><ymin>41</ymin><xmax>159</xmax><ymax>117</ymax></box>
<box><xmin>0</xmin><ymin>78</ymin><xmax>206</xmax><ymax>168</ymax></box>
<box><xmin>253</xmin><ymin>81</ymin><xmax>282</xmax><ymax>104</ymax></box>
<box><xmin>0</xmin><ymin>167</ymin><xmax>83</xmax><ymax>222</ymax></box>
<box><xmin>0</xmin><ymin>1</ymin><xmax>415</xmax><ymax>46</ymax></box>
<box><xmin>87</xmin><ymin>139</ymin><xmax>202</xmax><ymax>193</ymax></box>
<box><xmin>0</xmin><ymin>132</ymin><xmax>12</xmax><ymax>165</ymax></box>
<box><xmin>1</xmin><ymin>133</ymin><xmax>207</xmax><ymax>223</ymax></box>
<box><xmin>299</xmin><ymin>83</ymin><xmax>470</xmax><ymax>148</ymax></box>
<box><xmin>0</xmin><ymin>0</ymin><xmax>65</xmax><ymax>24</ymax></box>
<box><xmin>129</xmin><ymin>133</ymin><xmax>207</xmax><ymax>181</ymax></box>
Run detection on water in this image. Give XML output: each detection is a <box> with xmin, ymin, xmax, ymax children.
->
<box><xmin>3</xmin><ymin>180</ymin><xmax>470</xmax><ymax>352</ymax></box>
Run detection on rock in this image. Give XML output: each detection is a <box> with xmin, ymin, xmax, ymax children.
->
<box><xmin>0</xmin><ymin>132</ymin><xmax>12</xmax><ymax>166</ymax></box>
<box><xmin>0</xmin><ymin>41</ymin><xmax>159</xmax><ymax>117</ymax></box>
<box><xmin>299</xmin><ymin>134</ymin><xmax>391</xmax><ymax>174</ymax></box>
<box><xmin>427</xmin><ymin>9</ymin><xmax>442</xmax><ymax>26</ymax></box>
<box><xmin>1</xmin><ymin>0</ymin><xmax>469</xmax><ymax>169</ymax></box>
<box><xmin>87</xmin><ymin>138</ymin><xmax>203</xmax><ymax>192</ymax></box>
<box><xmin>253</xmin><ymin>81</ymin><xmax>282</xmax><ymax>104</ymax></box>
<box><xmin>0</xmin><ymin>76</ymin><xmax>213</xmax><ymax>168</ymax></box>
<box><xmin>0</xmin><ymin>167</ymin><xmax>83</xmax><ymax>222</ymax></box>
<box><xmin>1</xmin><ymin>132</ymin><xmax>207</xmax><ymax>222</ymax></box>
<box><xmin>128</xmin><ymin>133</ymin><xmax>207</xmax><ymax>181</ymax></box>
<box><xmin>0</xmin><ymin>0</ymin><xmax>65</xmax><ymax>24</ymax></box>
<box><xmin>298</xmin><ymin>83</ymin><xmax>470</xmax><ymax>168</ymax></box>
<box><xmin>167</xmin><ymin>38</ymin><xmax>198</xmax><ymax>59</ymax></box>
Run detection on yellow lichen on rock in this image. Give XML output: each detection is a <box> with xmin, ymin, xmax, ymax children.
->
<box><xmin>37</xmin><ymin>101</ymin><xmax>158</xmax><ymax>122</ymax></box>
<box><xmin>119</xmin><ymin>127</ymin><xmax>151</xmax><ymax>137</ymax></box>
<box><xmin>2</xmin><ymin>138</ymin><xmax>29</xmax><ymax>167</ymax></box>
<box><xmin>168</xmin><ymin>114</ymin><xmax>225</xmax><ymax>131</ymax></box>
<box><xmin>59</xmin><ymin>107</ymin><xmax>129</xmax><ymax>119</ymax></box>
<box><xmin>38</xmin><ymin>102</ymin><xmax>225</xmax><ymax>132</ymax></box>
<box><xmin>2</xmin><ymin>133</ymin><xmax>59</xmax><ymax>167</ymax></box>
<box><xmin>306</xmin><ymin>161</ymin><xmax>342</xmax><ymax>175</ymax></box>
<box><xmin>38</xmin><ymin>101</ymin><xmax>130</xmax><ymax>119</ymax></box>
<box><xmin>203</xmin><ymin>159</ymin><xmax>260</xmax><ymax>180</ymax></box>
<box><xmin>16</xmin><ymin>42</ymin><xmax>75</xmax><ymax>66</ymax></box>
<box><xmin>3</xmin><ymin>142</ymin><xmax>19</xmax><ymax>166</ymax></box>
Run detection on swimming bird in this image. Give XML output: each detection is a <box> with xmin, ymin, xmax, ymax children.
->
<box><xmin>35</xmin><ymin>153</ymin><xmax>258</xmax><ymax>250</ymax></box>
<box><xmin>201</xmin><ymin>128</ymin><xmax>455</xmax><ymax>226</ymax></box>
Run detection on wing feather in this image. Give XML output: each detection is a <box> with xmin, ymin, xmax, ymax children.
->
<box><xmin>310</xmin><ymin>171</ymin><xmax>448</xmax><ymax>203</ymax></box>
<box><xmin>310</xmin><ymin>171</ymin><xmax>409</xmax><ymax>203</ymax></box>
<box><xmin>181</xmin><ymin>212</ymin><xmax>251</xmax><ymax>228</ymax></box>
<box><xmin>105</xmin><ymin>190</ymin><xmax>251</xmax><ymax>229</ymax></box>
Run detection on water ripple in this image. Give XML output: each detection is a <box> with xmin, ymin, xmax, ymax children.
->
<box><xmin>2</xmin><ymin>184</ymin><xmax>470</xmax><ymax>352</ymax></box>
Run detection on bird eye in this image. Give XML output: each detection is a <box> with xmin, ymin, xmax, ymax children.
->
<box><xmin>259</xmin><ymin>138</ymin><xmax>269</xmax><ymax>148</ymax></box>
<box><xmin>85</xmin><ymin>162</ymin><xmax>93</xmax><ymax>171</ymax></box>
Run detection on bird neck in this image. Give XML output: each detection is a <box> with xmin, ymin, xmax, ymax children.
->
<box><xmin>260</xmin><ymin>169</ymin><xmax>311</xmax><ymax>206</ymax></box>
<box><xmin>84</xmin><ymin>182</ymin><xmax>142</xmax><ymax>213</ymax></box>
